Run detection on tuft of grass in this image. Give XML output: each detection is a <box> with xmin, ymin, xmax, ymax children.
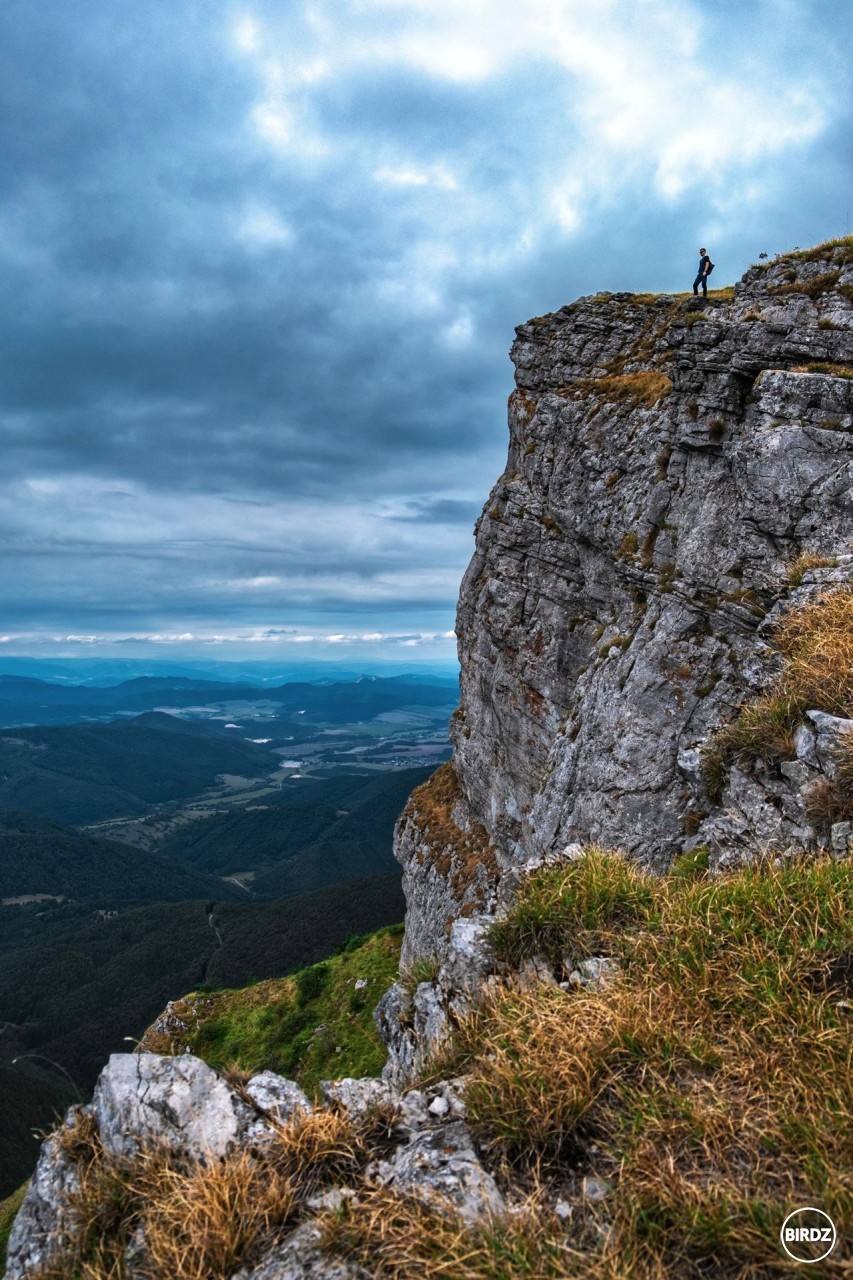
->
<box><xmin>776</xmin><ymin>587</ymin><xmax>853</xmax><ymax>712</ymax></box>
<box><xmin>803</xmin><ymin>738</ymin><xmax>853</xmax><ymax>833</ymax></box>
<box><xmin>788</xmin><ymin>551</ymin><xmax>838</xmax><ymax>586</ymax></box>
<box><xmin>137</xmin><ymin>1151</ymin><xmax>297</xmax><ymax>1280</ymax></box>
<box><xmin>790</xmin><ymin>236</ymin><xmax>853</xmax><ymax>264</ymax></box>
<box><xmin>618</xmin><ymin>531</ymin><xmax>639</xmax><ymax>561</ymax></box>
<box><xmin>323</xmin><ymin>1186</ymin><xmax>574</xmax><ymax>1280</ymax></box>
<box><xmin>792</xmin><ymin>361</ymin><xmax>853</xmax><ymax>380</ymax></box>
<box><xmin>704</xmin><ymin>587</ymin><xmax>853</xmax><ymax>797</ymax></box>
<box><xmin>399</xmin><ymin>954</ymin><xmax>442</xmax><ymax>998</ymax></box>
<box><xmin>574</xmin><ymin>371</ymin><xmax>673</xmax><ymax>410</ymax></box>
<box><xmin>488</xmin><ymin>848</ymin><xmax>654</xmax><ymax>969</ymax></box>
<box><xmin>403</xmin><ymin>763</ymin><xmax>498</xmax><ymax>901</ymax></box>
<box><xmin>35</xmin><ymin>1106</ymin><xmax>371</xmax><ymax>1280</ymax></box>
<box><xmin>770</xmin><ymin>271</ymin><xmax>841</xmax><ymax>298</ymax></box>
<box><xmin>599</xmin><ymin>635</ymin><xmax>632</xmax><ymax>659</ymax></box>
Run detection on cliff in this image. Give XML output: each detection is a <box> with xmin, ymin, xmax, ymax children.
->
<box><xmin>392</xmin><ymin>242</ymin><xmax>853</xmax><ymax>980</ymax></box>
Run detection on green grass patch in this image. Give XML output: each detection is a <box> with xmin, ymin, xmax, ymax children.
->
<box><xmin>488</xmin><ymin>848</ymin><xmax>655</xmax><ymax>967</ymax></box>
<box><xmin>793</xmin><ymin>361</ymin><xmax>853</xmax><ymax>380</ymax></box>
<box><xmin>399</xmin><ymin>954</ymin><xmax>442</xmax><ymax>997</ymax></box>
<box><xmin>141</xmin><ymin>925</ymin><xmax>403</xmax><ymax>1096</ymax></box>
<box><xmin>770</xmin><ymin>271</ymin><xmax>841</xmax><ymax>299</ymax></box>
<box><xmin>0</xmin><ymin>1182</ymin><xmax>28</xmax><ymax>1270</ymax></box>
<box><xmin>790</xmin><ymin>236</ymin><xmax>853</xmax><ymax>263</ymax></box>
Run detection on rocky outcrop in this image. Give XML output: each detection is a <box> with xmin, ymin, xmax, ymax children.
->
<box><xmin>4</xmin><ymin>1054</ymin><xmax>499</xmax><ymax>1279</ymax></box>
<box><xmin>392</xmin><ymin>245</ymin><xmax>853</xmax><ymax>982</ymax></box>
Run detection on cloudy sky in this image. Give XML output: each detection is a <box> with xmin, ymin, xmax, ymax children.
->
<box><xmin>1</xmin><ymin>0</ymin><xmax>851</xmax><ymax>666</ymax></box>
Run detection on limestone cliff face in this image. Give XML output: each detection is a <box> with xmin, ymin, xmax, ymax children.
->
<box><xmin>394</xmin><ymin>246</ymin><xmax>853</xmax><ymax>978</ymax></box>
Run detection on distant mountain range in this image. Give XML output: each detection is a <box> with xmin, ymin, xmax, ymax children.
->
<box><xmin>0</xmin><ymin>658</ymin><xmax>458</xmax><ymax>687</ymax></box>
<box><xmin>0</xmin><ymin>671</ymin><xmax>458</xmax><ymax>727</ymax></box>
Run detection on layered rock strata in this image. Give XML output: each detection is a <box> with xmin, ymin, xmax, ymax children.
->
<box><xmin>390</xmin><ymin>246</ymin><xmax>853</xmax><ymax>990</ymax></box>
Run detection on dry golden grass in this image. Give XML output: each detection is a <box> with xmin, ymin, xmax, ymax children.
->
<box><xmin>321</xmin><ymin>1185</ymin><xmax>574</xmax><ymax>1280</ymax></box>
<box><xmin>461</xmin><ymin>852</ymin><xmax>853</xmax><ymax>1276</ymax></box>
<box><xmin>704</xmin><ymin>587</ymin><xmax>853</xmax><ymax>796</ymax></box>
<box><xmin>268</xmin><ymin>1107</ymin><xmax>369</xmax><ymax>1192</ymax></box>
<box><xmin>770</xmin><ymin>271</ymin><xmax>841</xmax><ymax>298</ymax></box>
<box><xmin>586</xmin><ymin>371</ymin><xmax>673</xmax><ymax>410</ymax></box>
<box><xmin>803</xmin><ymin>733</ymin><xmax>853</xmax><ymax>833</ymax></box>
<box><xmin>138</xmin><ymin>1152</ymin><xmax>296</xmax><ymax>1280</ymax></box>
<box><xmin>775</xmin><ymin>588</ymin><xmax>853</xmax><ymax>713</ymax></box>
<box><xmin>788</xmin><ymin>551</ymin><xmax>837</xmax><ymax>587</ymax></box>
<box><xmin>315</xmin><ymin>851</ymin><xmax>853</xmax><ymax>1279</ymax></box>
<box><xmin>405</xmin><ymin>763</ymin><xmax>498</xmax><ymax>900</ymax></box>
<box><xmin>791</xmin><ymin>236</ymin><xmax>853</xmax><ymax>263</ymax></box>
<box><xmin>36</xmin><ymin>1107</ymin><xmax>370</xmax><ymax>1279</ymax></box>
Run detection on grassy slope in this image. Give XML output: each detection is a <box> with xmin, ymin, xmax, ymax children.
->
<box><xmin>0</xmin><ymin>872</ymin><xmax>405</xmax><ymax>1090</ymax></box>
<box><xmin>17</xmin><ymin>853</ymin><xmax>852</xmax><ymax>1280</ymax></box>
<box><xmin>439</xmin><ymin>849</ymin><xmax>853</xmax><ymax>1277</ymax></box>
<box><xmin>141</xmin><ymin>925</ymin><xmax>404</xmax><ymax>1095</ymax></box>
<box><xmin>0</xmin><ymin>872</ymin><xmax>405</xmax><ymax>1200</ymax></box>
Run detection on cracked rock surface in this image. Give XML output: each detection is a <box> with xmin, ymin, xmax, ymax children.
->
<box><xmin>5</xmin><ymin>1053</ymin><xmax>496</xmax><ymax>1279</ymax></box>
<box><xmin>392</xmin><ymin>249</ymin><xmax>853</xmax><ymax>979</ymax></box>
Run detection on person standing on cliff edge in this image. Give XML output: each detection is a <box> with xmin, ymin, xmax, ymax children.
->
<box><xmin>693</xmin><ymin>247</ymin><xmax>713</xmax><ymax>296</ymax></box>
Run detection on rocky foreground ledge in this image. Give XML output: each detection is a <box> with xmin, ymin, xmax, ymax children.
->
<box><xmin>6</xmin><ymin>1051</ymin><xmax>494</xmax><ymax>1279</ymax></box>
<box><xmin>7</xmin><ymin>848</ymin><xmax>850</xmax><ymax>1278</ymax></box>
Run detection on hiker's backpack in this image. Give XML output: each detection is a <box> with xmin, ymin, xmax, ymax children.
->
<box><xmin>706</xmin><ymin>260</ymin><xmax>715</xmax><ymax>275</ymax></box>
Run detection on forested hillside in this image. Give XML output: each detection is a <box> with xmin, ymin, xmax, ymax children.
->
<box><xmin>0</xmin><ymin>812</ymin><xmax>243</xmax><ymax>903</ymax></box>
<box><xmin>0</xmin><ymin>870</ymin><xmax>405</xmax><ymax>1197</ymax></box>
<box><xmin>0</xmin><ymin>714</ymin><xmax>274</xmax><ymax>824</ymax></box>
<box><xmin>156</xmin><ymin>767</ymin><xmax>431</xmax><ymax>897</ymax></box>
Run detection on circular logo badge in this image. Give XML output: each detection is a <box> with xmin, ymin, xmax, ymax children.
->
<box><xmin>780</xmin><ymin>1208</ymin><xmax>837</xmax><ymax>1263</ymax></box>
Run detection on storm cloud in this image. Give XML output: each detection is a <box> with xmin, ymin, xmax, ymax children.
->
<box><xmin>1</xmin><ymin>0</ymin><xmax>851</xmax><ymax>661</ymax></box>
